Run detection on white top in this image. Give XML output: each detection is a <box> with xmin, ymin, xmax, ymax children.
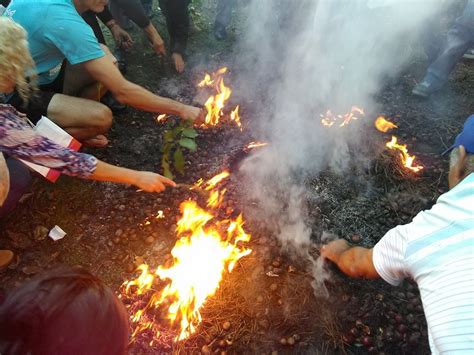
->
<box><xmin>373</xmin><ymin>173</ymin><xmax>474</xmax><ymax>354</ymax></box>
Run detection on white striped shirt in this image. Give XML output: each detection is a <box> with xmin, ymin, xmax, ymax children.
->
<box><xmin>373</xmin><ymin>173</ymin><xmax>474</xmax><ymax>354</ymax></box>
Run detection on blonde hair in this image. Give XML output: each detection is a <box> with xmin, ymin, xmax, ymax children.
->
<box><xmin>0</xmin><ymin>17</ymin><xmax>37</xmax><ymax>102</ymax></box>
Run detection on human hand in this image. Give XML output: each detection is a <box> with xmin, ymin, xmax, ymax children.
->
<box><xmin>111</xmin><ymin>25</ymin><xmax>134</xmax><ymax>50</ymax></box>
<box><xmin>133</xmin><ymin>171</ymin><xmax>176</xmax><ymax>192</ymax></box>
<box><xmin>179</xmin><ymin>105</ymin><xmax>205</xmax><ymax>124</ymax></box>
<box><xmin>151</xmin><ymin>34</ymin><xmax>166</xmax><ymax>56</ymax></box>
<box><xmin>320</xmin><ymin>239</ymin><xmax>351</xmax><ymax>263</ymax></box>
<box><xmin>171</xmin><ymin>53</ymin><xmax>185</xmax><ymax>73</ymax></box>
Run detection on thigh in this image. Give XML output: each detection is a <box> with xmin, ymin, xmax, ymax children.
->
<box><xmin>63</xmin><ymin>62</ymin><xmax>98</xmax><ymax>97</ymax></box>
<box><xmin>47</xmin><ymin>94</ymin><xmax>110</xmax><ymax>128</ymax></box>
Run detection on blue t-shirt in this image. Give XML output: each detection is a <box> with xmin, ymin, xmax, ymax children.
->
<box><xmin>5</xmin><ymin>0</ymin><xmax>104</xmax><ymax>86</ymax></box>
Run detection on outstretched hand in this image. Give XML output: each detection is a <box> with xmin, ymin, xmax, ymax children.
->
<box><xmin>172</xmin><ymin>53</ymin><xmax>185</xmax><ymax>73</ymax></box>
<box><xmin>111</xmin><ymin>26</ymin><xmax>134</xmax><ymax>50</ymax></box>
<box><xmin>179</xmin><ymin>105</ymin><xmax>205</xmax><ymax>124</ymax></box>
<box><xmin>320</xmin><ymin>239</ymin><xmax>351</xmax><ymax>263</ymax></box>
<box><xmin>133</xmin><ymin>171</ymin><xmax>176</xmax><ymax>192</ymax></box>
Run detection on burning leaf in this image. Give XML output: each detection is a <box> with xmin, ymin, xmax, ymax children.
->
<box><xmin>375</xmin><ymin>116</ymin><xmax>398</xmax><ymax>132</ymax></box>
<box><xmin>386</xmin><ymin>136</ymin><xmax>423</xmax><ymax>173</ymax></box>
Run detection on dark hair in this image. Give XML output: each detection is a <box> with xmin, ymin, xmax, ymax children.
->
<box><xmin>0</xmin><ymin>266</ymin><xmax>129</xmax><ymax>355</ymax></box>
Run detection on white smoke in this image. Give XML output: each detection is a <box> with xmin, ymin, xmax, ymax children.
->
<box><xmin>236</xmin><ymin>1</ymin><xmax>444</xmax><ymax>250</ymax></box>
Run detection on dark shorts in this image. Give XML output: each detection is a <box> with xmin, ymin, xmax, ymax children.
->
<box><xmin>7</xmin><ymin>62</ymin><xmax>66</xmax><ymax>124</ymax></box>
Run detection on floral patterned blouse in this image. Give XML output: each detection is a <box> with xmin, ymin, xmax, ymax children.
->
<box><xmin>0</xmin><ymin>104</ymin><xmax>97</xmax><ymax>178</ymax></box>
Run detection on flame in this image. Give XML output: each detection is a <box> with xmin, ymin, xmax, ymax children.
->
<box><xmin>156</xmin><ymin>114</ymin><xmax>167</xmax><ymax>123</ymax></box>
<box><xmin>123</xmin><ymin>171</ymin><xmax>251</xmax><ymax>342</ymax></box>
<box><xmin>245</xmin><ymin>141</ymin><xmax>268</xmax><ymax>149</ymax></box>
<box><xmin>198</xmin><ymin>67</ymin><xmax>241</xmax><ymax>128</ymax></box>
<box><xmin>386</xmin><ymin>136</ymin><xmax>423</xmax><ymax>173</ymax></box>
<box><xmin>230</xmin><ymin>105</ymin><xmax>242</xmax><ymax>130</ymax></box>
<box><xmin>375</xmin><ymin>116</ymin><xmax>397</xmax><ymax>132</ymax></box>
<box><xmin>320</xmin><ymin>106</ymin><xmax>365</xmax><ymax>128</ymax></box>
<box><xmin>194</xmin><ymin>170</ymin><xmax>230</xmax><ymax>191</ymax></box>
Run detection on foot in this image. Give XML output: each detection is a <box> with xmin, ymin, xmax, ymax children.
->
<box><xmin>214</xmin><ymin>23</ymin><xmax>227</xmax><ymax>41</ymax></box>
<box><xmin>0</xmin><ymin>250</ymin><xmax>14</xmax><ymax>271</ymax></box>
<box><xmin>412</xmin><ymin>74</ymin><xmax>445</xmax><ymax>98</ymax></box>
<box><xmin>83</xmin><ymin>134</ymin><xmax>109</xmax><ymax>148</ymax></box>
<box><xmin>172</xmin><ymin>53</ymin><xmax>185</xmax><ymax>73</ymax></box>
<box><xmin>101</xmin><ymin>92</ymin><xmax>127</xmax><ymax>114</ymax></box>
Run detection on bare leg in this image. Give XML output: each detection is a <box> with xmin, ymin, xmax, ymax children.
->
<box><xmin>47</xmin><ymin>94</ymin><xmax>112</xmax><ymax>146</ymax></box>
<box><xmin>63</xmin><ymin>45</ymin><xmax>115</xmax><ymax>100</ymax></box>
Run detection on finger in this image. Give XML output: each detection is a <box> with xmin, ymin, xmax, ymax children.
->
<box><xmin>159</xmin><ymin>176</ymin><xmax>176</xmax><ymax>187</ymax></box>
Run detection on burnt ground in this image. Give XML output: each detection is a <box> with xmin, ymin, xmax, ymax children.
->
<box><xmin>1</xmin><ymin>2</ymin><xmax>473</xmax><ymax>354</ymax></box>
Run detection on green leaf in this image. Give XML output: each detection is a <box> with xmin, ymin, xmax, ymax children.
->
<box><xmin>172</xmin><ymin>126</ymin><xmax>184</xmax><ymax>136</ymax></box>
<box><xmin>179</xmin><ymin>138</ymin><xmax>197</xmax><ymax>151</ymax></box>
<box><xmin>162</xmin><ymin>143</ymin><xmax>173</xmax><ymax>156</ymax></box>
<box><xmin>164</xmin><ymin>130</ymin><xmax>174</xmax><ymax>143</ymax></box>
<box><xmin>182</xmin><ymin>128</ymin><xmax>198</xmax><ymax>138</ymax></box>
<box><xmin>161</xmin><ymin>158</ymin><xmax>173</xmax><ymax>179</ymax></box>
<box><xmin>173</xmin><ymin>148</ymin><xmax>185</xmax><ymax>174</ymax></box>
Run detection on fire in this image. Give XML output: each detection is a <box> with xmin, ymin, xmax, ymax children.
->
<box><xmin>386</xmin><ymin>136</ymin><xmax>423</xmax><ymax>173</ymax></box>
<box><xmin>194</xmin><ymin>170</ymin><xmax>230</xmax><ymax>190</ymax></box>
<box><xmin>230</xmin><ymin>105</ymin><xmax>242</xmax><ymax>130</ymax></box>
<box><xmin>156</xmin><ymin>114</ymin><xmax>167</xmax><ymax>123</ymax></box>
<box><xmin>123</xmin><ymin>171</ymin><xmax>251</xmax><ymax>342</ymax></box>
<box><xmin>245</xmin><ymin>141</ymin><xmax>268</xmax><ymax>149</ymax></box>
<box><xmin>198</xmin><ymin>67</ymin><xmax>242</xmax><ymax>128</ymax></box>
<box><xmin>375</xmin><ymin>116</ymin><xmax>397</xmax><ymax>132</ymax></box>
<box><xmin>320</xmin><ymin>106</ymin><xmax>365</xmax><ymax>128</ymax></box>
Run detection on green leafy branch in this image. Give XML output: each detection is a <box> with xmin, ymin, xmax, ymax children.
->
<box><xmin>161</xmin><ymin>120</ymin><xmax>199</xmax><ymax>179</ymax></box>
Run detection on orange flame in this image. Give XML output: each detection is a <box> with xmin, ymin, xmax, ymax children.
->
<box><xmin>123</xmin><ymin>171</ymin><xmax>251</xmax><ymax>342</ymax></box>
<box><xmin>198</xmin><ymin>67</ymin><xmax>241</xmax><ymax>128</ymax></box>
<box><xmin>246</xmin><ymin>141</ymin><xmax>268</xmax><ymax>149</ymax></box>
<box><xmin>156</xmin><ymin>114</ymin><xmax>167</xmax><ymax>123</ymax></box>
<box><xmin>320</xmin><ymin>106</ymin><xmax>365</xmax><ymax>128</ymax></box>
<box><xmin>386</xmin><ymin>136</ymin><xmax>423</xmax><ymax>173</ymax></box>
<box><xmin>230</xmin><ymin>105</ymin><xmax>242</xmax><ymax>130</ymax></box>
<box><xmin>194</xmin><ymin>170</ymin><xmax>230</xmax><ymax>191</ymax></box>
<box><xmin>375</xmin><ymin>116</ymin><xmax>397</xmax><ymax>132</ymax></box>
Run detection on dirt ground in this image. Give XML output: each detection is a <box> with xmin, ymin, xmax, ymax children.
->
<box><xmin>1</xmin><ymin>2</ymin><xmax>473</xmax><ymax>354</ymax></box>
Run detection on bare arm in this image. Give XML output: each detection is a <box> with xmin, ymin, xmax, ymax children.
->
<box><xmin>143</xmin><ymin>23</ymin><xmax>166</xmax><ymax>56</ymax></box>
<box><xmin>82</xmin><ymin>55</ymin><xmax>201</xmax><ymax>121</ymax></box>
<box><xmin>90</xmin><ymin>160</ymin><xmax>175</xmax><ymax>193</ymax></box>
<box><xmin>321</xmin><ymin>239</ymin><xmax>380</xmax><ymax>279</ymax></box>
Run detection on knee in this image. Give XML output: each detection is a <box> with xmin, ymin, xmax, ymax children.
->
<box><xmin>93</xmin><ymin>104</ymin><xmax>113</xmax><ymax>133</ymax></box>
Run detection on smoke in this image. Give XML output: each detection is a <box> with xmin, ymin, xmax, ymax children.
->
<box><xmin>234</xmin><ymin>0</ymin><xmax>444</xmax><ymax>265</ymax></box>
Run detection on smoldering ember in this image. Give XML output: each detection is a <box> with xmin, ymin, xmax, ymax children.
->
<box><xmin>0</xmin><ymin>0</ymin><xmax>473</xmax><ymax>354</ymax></box>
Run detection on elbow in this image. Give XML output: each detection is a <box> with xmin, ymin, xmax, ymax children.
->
<box><xmin>109</xmin><ymin>80</ymin><xmax>134</xmax><ymax>105</ymax></box>
<box><xmin>112</xmin><ymin>90</ymin><xmax>128</xmax><ymax>105</ymax></box>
